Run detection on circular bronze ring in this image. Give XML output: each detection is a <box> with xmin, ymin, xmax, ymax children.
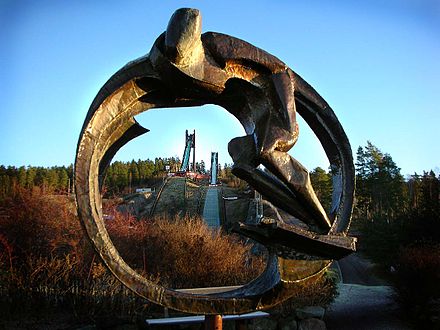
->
<box><xmin>75</xmin><ymin>13</ymin><xmax>354</xmax><ymax>314</ymax></box>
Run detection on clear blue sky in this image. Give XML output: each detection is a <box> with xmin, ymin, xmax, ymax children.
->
<box><xmin>1</xmin><ymin>0</ymin><xmax>439</xmax><ymax>176</ymax></box>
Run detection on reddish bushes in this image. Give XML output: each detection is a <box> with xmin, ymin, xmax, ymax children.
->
<box><xmin>0</xmin><ymin>187</ymin><xmax>265</xmax><ymax>321</ymax></box>
<box><xmin>0</xmin><ymin>188</ymin><xmax>142</xmax><ymax>322</ymax></box>
<box><xmin>0</xmin><ymin>187</ymin><xmax>83</xmax><ymax>260</ymax></box>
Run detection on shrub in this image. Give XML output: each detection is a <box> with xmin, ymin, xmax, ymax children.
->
<box><xmin>355</xmin><ymin>215</ymin><xmax>413</xmax><ymax>267</ymax></box>
<box><xmin>0</xmin><ymin>188</ymin><xmax>144</xmax><ymax>323</ymax></box>
<box><xmin>394</xmin><ymin>243</ymin><xmax>440</xmax><ymax>327</ymax></box>
<box><xmin>0</xmin><ymin>187</ymin><xmax>84</xmax><ymax>261</ymax></box>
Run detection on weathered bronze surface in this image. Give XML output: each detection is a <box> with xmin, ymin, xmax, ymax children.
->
<box><xmin>75</xmin><ymin>8</ymin><xmax>356</xmax><ymax>314</ymax></box>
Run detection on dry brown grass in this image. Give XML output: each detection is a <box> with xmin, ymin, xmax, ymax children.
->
<box><xmin>105</xmin><ymin>210</ymin><xmax>266</xmax><ymax>288</ymax></box>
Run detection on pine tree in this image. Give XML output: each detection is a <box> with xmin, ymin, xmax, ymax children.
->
<box><xmin>17</xmin><ymin>166</ymin><xmax>27</xmax><ymax>187</ymax></box>
<box><xmin>355</xmin><ymin>141</ymin><xmax>406</xmax><ymax>220</ymax></box>
<box><xmin>310</xmin><ymin>167</ymin><xmax>332</xmax><ymax>212</ymax></box>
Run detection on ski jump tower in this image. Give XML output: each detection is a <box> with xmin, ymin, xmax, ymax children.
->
<box><xmin>180</xmin><ymin>130</ymin><xmax>196</xmax><ymax>172</ymax></box>
<box><xmin>210</xmin><ymin>152</ymin><xmax>219</xmax><ymax>185</ymax></box>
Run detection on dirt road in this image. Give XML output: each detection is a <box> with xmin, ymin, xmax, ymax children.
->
<box><xmin>337</xmin><ymin>253</ymin><xmax>386</xmax><ymax>286</ymax></box>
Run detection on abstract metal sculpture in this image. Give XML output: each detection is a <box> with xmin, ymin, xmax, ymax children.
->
<box><xmin>75</xmin><ymin>8</ymin><xmax>356</xmax><ymax>314</ymax></box>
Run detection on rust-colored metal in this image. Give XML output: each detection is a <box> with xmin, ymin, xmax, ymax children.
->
<box><xmin>75</xmin><ymin>8</ymin><xmax>356</xmax><ymax>314</ymax></box>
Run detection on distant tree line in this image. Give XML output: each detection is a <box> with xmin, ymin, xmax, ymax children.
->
<box><xmin>310</xmin><ymin>141</ymin><xmax>440</xmax><ymax>234</ymax></box>
<box><xmin>0</xmin><ymin>165</ymin><xmax>73</xmax><ymax>199</ymax></box>
<box><xmin>0</xmin><ymin>156</ymin><xmax>223</xmax><ymax>198</ymax></box>
<box><xmin>104</xmin><ymin>157</ymin><xmax>181</xmax><ymax>194</ymax></box>
<box><xmin>0</xmin><ymin>157</ymin><xmax>183</xmax><ymax>199</ymax></box>
<box><xmin>3</xmin><ymin>142</ymin><xmax>438</xmax><ymax>220</ymax></box>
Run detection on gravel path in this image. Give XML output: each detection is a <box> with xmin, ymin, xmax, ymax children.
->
<box><xmin>325</xmin><ymin>253</ymin><xmax>412</xmax><ymax>329</ymax></box>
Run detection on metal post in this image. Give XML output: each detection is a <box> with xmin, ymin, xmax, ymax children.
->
<box><xmin>192</xmin><ymin>129</ymin><xmax>196</xmax><ymax>173</ymax></box>
<box><xmin>205</xmin><ymin>315</ymin><xmax>222</xmax><ymax>330</ymax></box>
<box><xmin>223</xmin><ymin>194</ymin><xmax>227</xmax><ymax>225</ymax></box>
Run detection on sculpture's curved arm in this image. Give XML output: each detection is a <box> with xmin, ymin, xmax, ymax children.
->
<box><xmin>292</xmin><ymin>73</ymin><xmax>355</xmax><ymax>234</ymax></box>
